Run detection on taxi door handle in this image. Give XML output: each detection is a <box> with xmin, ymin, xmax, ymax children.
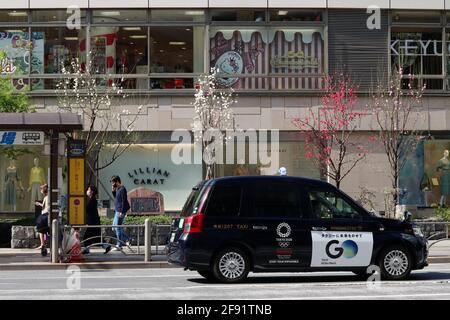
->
<box><xmin>312</xmin><ymin>226</ymin><xmax>327</xmax><ymax>231</ymax></box>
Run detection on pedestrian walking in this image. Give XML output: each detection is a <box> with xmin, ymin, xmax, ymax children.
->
<box><xmin>35</xmin><ymin>184</ymin><xmax>50</xmax><ymax>249</ymax></box>
<box><xmin>110</xmin><ymin>176</ymin><xmax>131</xmax><ymax>250</ymax></box>
<box><xmin>82</xmin><ymin>186</ymin><xmax>111</xmax><ymax>254</ymax></box>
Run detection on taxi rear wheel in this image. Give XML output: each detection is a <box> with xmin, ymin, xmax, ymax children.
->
<box><xmin>379</xmin><ymin>245</ymin><xmax>412</xmax><ymax>280</ymax></box>
<box><xmin>212</xmin><ymin>247</ymin><xmax>250</xmax><ymax>283</ymax></box>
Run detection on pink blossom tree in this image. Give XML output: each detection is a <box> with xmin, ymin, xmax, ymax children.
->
<box><xmin>370</xmin><ymin>67</ymin><xmax>425</xmax><ymax>215</ymax></box>
<box><xmin>293</xmin><ymin>74</ymin><xmax>369</xmax><ymax>189</ymax></box>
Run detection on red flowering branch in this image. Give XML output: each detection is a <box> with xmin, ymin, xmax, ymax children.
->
<box><xmin>293</xmin><ymin>74</ymin><xmax>369</xmax><ymax>189</ymax></box>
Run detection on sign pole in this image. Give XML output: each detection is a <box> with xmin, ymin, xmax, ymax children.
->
<box><xmin>67</xmin><ymin>139</ymin><xmax>86</xmax><ymax>225</ymax></box>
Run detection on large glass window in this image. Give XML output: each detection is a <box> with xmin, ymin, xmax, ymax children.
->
<box><xmin>31</xmin><ymin>27</ymin><xmax>85</xmax><ymax>74</ymax></box>
<box><xmin>269</xmin><ymin>9</ymin><xmax>323</xmax><ymax>22</ymax></box>
<box><xmin>0</xmin><ymin>10</ymin><xmax>28</xmax><ymax>23</ymax></box>
<box><xmin>91</xmin><ymin>27</ymin><xmax>148</xmax><ymax>76</ymax></box>
<box><xmin>151</xmin><ymin>10</ymin><xmax>205</xmax><ymax>22</ymax></box>
<box><xmin>447</xmin><ymin>30</ymin><xmax>450</xmax><ymax>91</ymax></box>
<box><xmin>150</xmin><ymin>27</ymin><xmax>203</xmax><ymax>74</ymax></box>
<box><xmin>92</xmin><ymin>10</ymin><xmax>147</xmax><ymax>23</ymax></box>
<box><xmin>217</xmin><ymin>140</ymin><xmax>321</xmax><ymax>178</ymax></box>
<box><xmin>391</xmin><ymin>10</ymin><xmax>441</xmax><ymax>24</ymax></box>
<box><xmin>391</xmin><ymin>28</ymin><xmax>444</xmax><ymax>90</ymax></box>
<box><xmin>210</xmin><ymin>10</ymin><xmax>265</xmax><ymax>22</ymax></box>
<box><xmin>32</xmin><ymin>10</ymin><xmax>86</xmax><ymax>24</ymax></box>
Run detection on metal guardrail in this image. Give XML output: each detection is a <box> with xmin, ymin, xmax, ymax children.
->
<box><xmin>54</xmin><ymin>221</ymin><xmax>171</xmax><ymax>263</ymax></box>
<box><xmin>414</xmin><ymin>221</ymin><xmax>450</xmax><ymax>248</ymax></box>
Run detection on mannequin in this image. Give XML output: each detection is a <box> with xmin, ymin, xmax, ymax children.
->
<box><xmin>28</xmin><ymin>157</ymin><xmax>46</xmax><ymax>211</ymax></box>
<box><xmin>437</xmin><ymin>150</ymin><xmax>450</xmax><ymax>206</ymax></box>
<box><xmin>4</xmin><ymin>160</ymin><xmax>23</xmax><ymax>211</ymax></box>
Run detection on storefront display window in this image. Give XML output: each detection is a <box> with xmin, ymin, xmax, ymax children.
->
<box><xmin>399</xmin><ymin>138</ymin><xmax>450</xmax><ymax>207</ymax></box>
<box><xmin>98</xmin><ymin>143</ymin><xmax>202</xmax><ymax>212</ymax></box>
<box><xmin>216</xmin><ymin>141</ymin><xmax>321</xmax><ymax>178</ymax></box>
<box><xmin>0</xmin><ymin>10</ymin><xmax>28</xmax><ymax>23</ymax></box>
<box><xmin>0</xmin><ymin>146</ymin><xmax>49</xmax><ymax>213</ymax></box>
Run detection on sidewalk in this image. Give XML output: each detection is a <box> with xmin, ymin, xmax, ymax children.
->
<box><xmin>0</xmin><ymin>246</ymin><xmax>174</xmax><ymax>271</ymax></box>
<box><xmin>0</xmin><ymin>241</ymin><xmax>449</xmax><ymax>271</ymax></box>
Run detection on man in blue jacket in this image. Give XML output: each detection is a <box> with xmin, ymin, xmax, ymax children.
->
<box><xmin>111</xmin><ymin>175</ymin><xmax>131</xmax><ymax>250</ymax></box>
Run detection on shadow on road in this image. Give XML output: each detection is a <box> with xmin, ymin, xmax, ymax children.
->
<box><xmin>187</xmin><ymin>271</ymin><xmax>450</xmax><ymax>285</ymax></box>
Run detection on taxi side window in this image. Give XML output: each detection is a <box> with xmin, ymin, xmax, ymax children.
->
<box><xmin>309</xmin><ymin>190</ymin><xmax>361</xmax><ymax>219</ymax></box>
<box><xmin>242</xmin><ymin>182</ymin><xmax>302</xmax><ymax>218</ymax></box>
<box><xmin>205</xmin><ymin>185</ymin><xmax>242</xmax><ymax>217</ymax></box>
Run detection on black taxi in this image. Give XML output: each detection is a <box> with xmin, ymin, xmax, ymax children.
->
<box><xmin>167</xmin><ymin>176</ymin><xmax>428</xmax><ymax>283</ymax></box>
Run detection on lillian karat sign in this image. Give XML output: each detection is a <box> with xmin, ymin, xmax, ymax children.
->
<box><xmin>390</xmin><ymin>39</ymin><xmax>449</xmax><ymax>56</ymax></box>
<box><xmin>128</xmin><ymin>167</ymin><xmax>170</xmax><ymax>186</ymax></box>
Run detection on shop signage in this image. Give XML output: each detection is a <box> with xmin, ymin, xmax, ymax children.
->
<box><xmin>0</xmin><ymin>131</ymin><xmax>44</xmax><ymax>145</ymax></box>
<box><xmin>68</xmin><ymin>196</ymin><xmax>85</xmax><ymax>225</ymax></box>
<box><xmin>69</xmin><ymin>158</ymin><xmax>84</xmax><ymax>195</ymax></box>
<box><xmin>128</xmin><ymin>167</ymin><xmax>170</xmax><ymax>186</ymax></box>
<box><xmin>270</xmin><ymin>51</ymin><xmax>320</xmax><ymax>69</ymax></box>
<box><xmin>390</xmin><ymin>39</ymin><xmax>449</xmax><ymax>56</ymax></box>
<box><xmin>67</xmin><ymin>139</ymin><xmax>85</xmax><ymax>225</ymax></box>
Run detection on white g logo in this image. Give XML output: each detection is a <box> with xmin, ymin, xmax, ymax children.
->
<box><xmin>277</xmin><ymin>223</ymin><xmax>291</xmax><ymax>238</ymax></box>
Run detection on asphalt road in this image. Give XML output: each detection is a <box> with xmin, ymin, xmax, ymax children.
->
<box><xmin>0</xmin><ymin>264</ymin><xmax>450</xmax><ymax>300</ymax></box>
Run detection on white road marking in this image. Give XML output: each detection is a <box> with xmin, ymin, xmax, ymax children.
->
<box><xmin>260</xmin><ymin>292</ymin><xmax>450</xmax><ymax>300</ymax></box>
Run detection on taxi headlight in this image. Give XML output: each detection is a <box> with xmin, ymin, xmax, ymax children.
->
<box><xmin>413</xmin><ymin>226</ymin><xmax>424</xmax><ymax>238</ymax></box>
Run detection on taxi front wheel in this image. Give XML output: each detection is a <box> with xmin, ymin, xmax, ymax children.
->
<box><xmin>379</xmin><ymin>245</ymin><xmax>412</xmax><ymax>280</ymax></box>
<box><xmin>212</xmin><ymin>247</ymin><xmax>250</xmax><ymax>283</ymax></box>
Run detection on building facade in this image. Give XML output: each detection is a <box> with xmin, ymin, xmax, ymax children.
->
<box><xmin>0</xmin><ymin>1</ymin><xmax>450</xmax><ymax>214</ymax></box>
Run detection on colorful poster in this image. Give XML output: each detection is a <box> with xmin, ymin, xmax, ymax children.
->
<box><xmin>0</xmin><ymin>32</ymin><xmax>44</xmax><ymax>91</ymax></box>
<box><xmin>210</xmin><ymin>30</ymin><xmax>267</xmax><ymax>90</ymax></box>
<box><xmin>269</xmin><ymin>30</ymin><xmax>324</xmax><ymax>90</ymax></box>
<box><xmin>311</xmin><ymin>231</ymin><xmax>373</xmax><ymax>267</ymax></box>
<box><xmin>210</xmin><ymin>29</ymin><xmax>324</xmax><ymax>90</ymax></box>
